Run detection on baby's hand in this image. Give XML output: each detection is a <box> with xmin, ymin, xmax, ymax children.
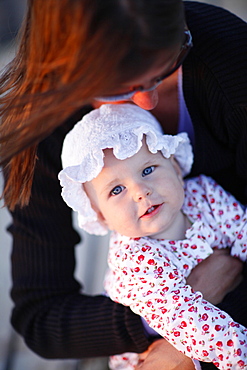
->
<box><xmin>186</xmin><ymin>248</ymin><xmax>243</xmax><ymax>304</ymax></box>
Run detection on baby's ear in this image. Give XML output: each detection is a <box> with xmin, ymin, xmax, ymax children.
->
<box><xmin>170</xmin><ymin>155</ymin><xmax>184</xmax><ymax>186</ymax></box>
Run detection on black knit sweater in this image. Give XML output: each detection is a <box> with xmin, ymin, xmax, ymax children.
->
<box><xmin>8</xmin><ymin>1</ymin><xmax>247</xmax><ymax>360</ymax></box>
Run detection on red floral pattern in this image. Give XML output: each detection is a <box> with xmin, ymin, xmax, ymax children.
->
<box><xmin>105</xmin><ymin>176</ymin><xmax>247</xmax><ymax>370</ymax></box>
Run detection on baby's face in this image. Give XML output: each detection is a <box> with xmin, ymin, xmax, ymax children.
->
<box><xmin>84</xmin><ymin>141</ymin><xmax>185</xmax><ymax>239</ymax></box>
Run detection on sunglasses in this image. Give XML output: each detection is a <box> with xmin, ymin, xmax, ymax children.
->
<box><xmin>95</xmin><ymin>29</ymin><xmax>192</xmax><ymax>102</ymax></box>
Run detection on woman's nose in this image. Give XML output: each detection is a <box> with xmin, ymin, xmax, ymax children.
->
<box><xmin>131</xmin><ymin>89</ymin><xmax>159</xmax><ymax>110</ymax></box>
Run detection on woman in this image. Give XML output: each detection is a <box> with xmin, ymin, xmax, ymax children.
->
<box><xmin>0</xmin><ymin>1</ymin><xmax>246</xmax><ymax>369</ymax></box>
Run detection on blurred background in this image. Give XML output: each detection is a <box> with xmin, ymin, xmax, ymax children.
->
<box><xmin>0</xmin><ymin>1</ymin><xmax>247</xmax><ymax>369</ymax></box>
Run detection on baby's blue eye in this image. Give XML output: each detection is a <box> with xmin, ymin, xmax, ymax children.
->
<box><xmin>110</xmin><ymin>185</ymin><xmax>125</xmax><ymax>196</ymax></box>
<box><xmin>142</xmin><ymin>166</ymin><xmax>154</xmax><ymax>177</ymax></box>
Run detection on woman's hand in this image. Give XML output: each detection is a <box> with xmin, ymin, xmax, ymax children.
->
<box><xmin>135</xmin><ymin>339</ymin><xmax>194</xmax><ymax>370</ymax></box>
<box><xmin>186</xmin><ymin>248</ymin><xmax>243</xmax><ymax>304</ymax></box>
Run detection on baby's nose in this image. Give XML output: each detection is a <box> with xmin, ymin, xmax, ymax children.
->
<box><xmin>133</xmin><ymin>185</ymin><xmax>152</xmax><ymax>202</ymax></box>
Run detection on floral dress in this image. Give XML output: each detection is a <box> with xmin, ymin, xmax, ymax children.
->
<box><xmin>105</xmin><ymin>175</ymin><xmax>247</xmax><ymax>370</ymax></box>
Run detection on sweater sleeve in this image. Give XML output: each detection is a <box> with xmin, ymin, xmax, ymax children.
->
<box><xmin>183</xmin><ymin>2</ymin><xmax>247</xmax><ymax>205</ymax></box>
<box><xmin>8</xmin><ymin>107</ymin><xmax>149</xmax><ymax>359</ymax></box>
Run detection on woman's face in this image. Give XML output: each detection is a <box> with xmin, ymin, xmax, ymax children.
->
<box><xmin>94</xmin><ymin>46</ymin><xmax>181</xmax><ymax>110</ymax></box>
<box><xmin>94</xmin><ymin>29</ymin><xmax>192</xmax><ymax>110</ymax></box>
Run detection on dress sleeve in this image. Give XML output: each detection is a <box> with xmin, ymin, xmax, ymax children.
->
<box><xmin>8</xmin><ymin>108</ymin><xmax>149</xmax><ymax>359</ymax></box>
<box><xmin>196</xmin><ymin>175</ymin><xmax>247</xmax><ymax>262</ymax></box>
<box><xmin>106</xmin><ymin>236</ymin><xmax>247</xmax><ymax>369</ymax></box>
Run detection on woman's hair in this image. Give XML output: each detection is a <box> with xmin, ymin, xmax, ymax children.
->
<box><xmin>0</xmin><ymin>0</ymin><xmax>184</xmax><ymax>210</ymax></box>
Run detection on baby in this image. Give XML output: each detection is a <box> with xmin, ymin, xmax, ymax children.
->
<box><xmin>59</xmin><ymin>104</ymin><xmax>247</xmax><ymax>370</ymax></box>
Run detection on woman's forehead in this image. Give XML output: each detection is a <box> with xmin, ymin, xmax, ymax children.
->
<box><xmin>120</xmin><ymin>46</ymin><xmax>181</xmax><ymax>88</ymax></box>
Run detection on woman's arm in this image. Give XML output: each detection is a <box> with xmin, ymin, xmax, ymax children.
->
<box><xmin>136</xmin><ymin>338</ymin><xmax>195</xmax><ymax>370</ymax></box>
<box><xmin>9</xmin><ymin>108</ymin><xmax>150</xmax><ymax>359</ymax></box>
<box><xmin>186</xmin><ymin>248</ymin><xmax>243</xmax><ymax>305</ymax></box>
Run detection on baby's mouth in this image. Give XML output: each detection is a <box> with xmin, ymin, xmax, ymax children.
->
<box><xmin>145</xmin><ymin>206</ymin><xmax>156</xmax><ymax>215</ymax></box>
<box><xmin>141</xmin><ymin>204</ymin><xmax>163</xmax><ymax>218</ymax></box>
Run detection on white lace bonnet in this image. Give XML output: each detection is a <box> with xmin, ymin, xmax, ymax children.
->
<box><xmin>58</xmin><ymin>103</ymin><xmax>193</xmax><ymax>235</ymax></box>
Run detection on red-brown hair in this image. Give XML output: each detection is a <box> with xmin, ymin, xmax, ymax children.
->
<box><xmin>0</xmin><ymin>0</ymin><xmax>184</xmax><ymax>210</ymax></box>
